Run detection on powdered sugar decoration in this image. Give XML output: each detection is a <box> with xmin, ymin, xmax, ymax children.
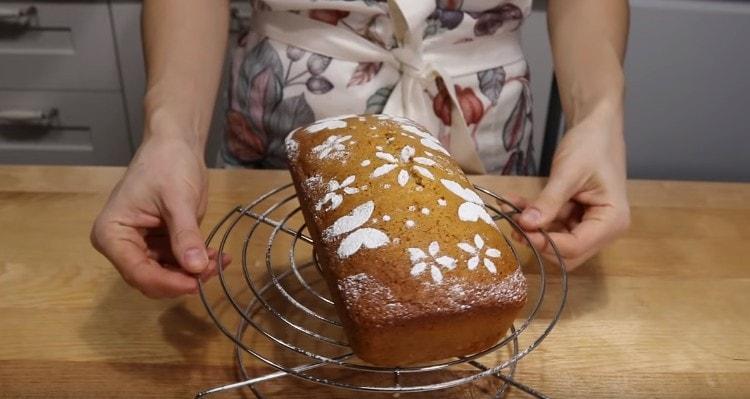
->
<box><xmin>323</xmin><ymin>201</ymin><xmax>390</xmax><ymax>259</ymax></box>
<box><xmin>312</xmin><ymin>135</ymin><xmax>352</xmax><ymax>160</ymax></box>
<box><xmin>324</xmin><ymin>201</ymin><xmax>373</xmax><ymax>239</ymax></box>
<box><xmin>338</xmin><ymin>228</ymin><xmax>390</xmax><ymax>258</ymax></box>
<box><xmin>457</xmin><ymin>234</ymin><xmax>501</xmax><ymax>273</ymax></box>
<box><xmin>285</xmin><ymin>136</ymin><xmax>300</xmax><ymax>161</ymax></box>
<box><xmin>316</xmin><ymin>175</ymin><xmax>358</xmax><ymax>212</ymax></box>
<box><xmin>306</xmin><ymin>119</ymin><xmax>348</xmax><ymax>133</ymax></box>
<box><xmin>304</xmin><ymin>175</ymin><xmax>323</xmax><ymax>191</ymax></box>
<box><xmin>440</xmin><ymin>179</ymin><xmax>495</xmax><ymax>226</ymax></box>
<box><xmin>400</xmin><ymin>124</ymin><xmax>450</xmax><ymax>156</ymax></box>
<box><xmin>408</xmin><ymin>241</ymin><xmax>457</xmax><ymax>283</ymax></box>
<box><xmin>420</xmin><ymin>138</ymin><xmax>450</xmax><ymax>156</ymax></box>
<box><xmin>371</xmin><ymin>145</ymin><xmax>438</xmax><ymax>187</ymax></box>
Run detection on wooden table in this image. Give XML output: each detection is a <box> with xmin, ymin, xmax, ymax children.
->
<box><xmin>0</xmin><ymin>165</ymin><xmax>748</xmax><ymax>398</ymax></box>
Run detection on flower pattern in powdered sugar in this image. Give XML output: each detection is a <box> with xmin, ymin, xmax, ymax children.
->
<box><xmin>323</xmin><ymin>200</ymin><xmax>390</xmax><ymax>259</ymax></box>
<box><xmin>457</xmin><ymin>234</ymin><xmax>502</xmax><ymax>273</ymax></box>
<box><xmin>399</xmin><ymin>123</ymin><xmax>451</xmax><ymax>156</ymax></box>
<box><xmin>440</xmin><ymin>179</ymin><xmax>495</xmax><ymax>227</ymax></box>
<box><xmin>285</xmin><ymin>130</ymin><xmax>301</xmax><ymax>161</ymax></box>
<box><xmin>305</xmin><ymin>116</ymin><xmax>353</xmax><ymax>134</ymax></box>
<box><xmin>408</xmin><ymin>241</ymin><xmax>457</xmax><ymax>283</ymax></box>
<box><xmin>312</xmin><ymin>134</ymin><xmax>352</xmax><ymax>160</ymax></box>
<box><xmin>371</xmin><ymin>145</ymin><xmax>439</xmax><ymax>187</ymax></box>
<box><xmin>316</xmin><ymin>175</ymin><xmax>358</xmax><ymax>212</ymax></box>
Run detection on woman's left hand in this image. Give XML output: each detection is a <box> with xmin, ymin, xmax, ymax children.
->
<box><xmin>504</xmin><ymin>105</ymin><xmax>631</xmax><ymax>270</ymax></box>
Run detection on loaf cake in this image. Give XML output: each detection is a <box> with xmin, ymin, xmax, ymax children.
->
<box><xmin>285</xmin><ymin>114</ymin><xmax>527</xmax><ymax>366</ymax></box>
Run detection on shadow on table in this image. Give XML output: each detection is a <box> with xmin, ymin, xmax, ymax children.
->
<box><xmin>78</xmin><ymin>279</ymin><xmax>235</xmax><ymax>397</ymax></box>
<box><xmin>515</xmin><ymin>244</ymin><xmax>609</xmax><ymax>322</ymax></box>
<box><xmin>562</xmin><ymin>254</ymin><xmax>609</xmax><ymax>320</ymax></box>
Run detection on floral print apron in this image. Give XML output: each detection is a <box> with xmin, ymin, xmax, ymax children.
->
<box><xmin>223</xmin><ymin>0</ymin><xmax>535</xmax><ymax>175</ymax></box>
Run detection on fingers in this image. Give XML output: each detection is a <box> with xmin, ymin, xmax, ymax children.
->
<box><xmin>547</xmin><ymin>218</ymin><xmax>609</xmax><ymax>269</ymax></box>
<box><xmin>498</xmin><ymin>193</ymin><xmax>528</xmax><ymax>214</ymax></box>
<box><xmin>500</xmin><ymin>194</ymin><xmax>581</xmax><ymax>238</ymax></box>
<box><xmin>92</xmin><ymin>221</ymin><xmax>199</xmax><ymax>298</ymax></box>
<box><xmin>144</xmin><ymin>238</ymin><xmax>232</xmax><ymax>278</ymax></box>
<box><xmin>510</xmin><ymin>205</ymin><xmax>630</xmax><ymax>270</ymax></box>
<box><xmin>549</xmin><ymin>205</ymin><xmax>629</xmax><ymax>263</ymax></box>
<box><xmin>197</xmin><ymin>250</ymin><xmax>233</xmax><ymax>281</ymax></box>
<box><xmin>163</xmin><ymin>199</ymin><xmax>209</xmax><ymax>274</ymax></box>
<box><xmin>519</xmin><ymin>173</ymin><xmax>580</xmax><ymax>230</ymax></box>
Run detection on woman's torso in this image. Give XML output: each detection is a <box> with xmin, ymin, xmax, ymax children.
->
<box><xmin>223</xmin><ymin>0</ymin><xmax>536</xmax><ymax>175</ymax></box>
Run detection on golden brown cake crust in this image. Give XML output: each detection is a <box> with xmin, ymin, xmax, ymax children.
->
<box><xmin>285</xmin><ymin>114</ymin><xmax>527</xmax><ymax>365</ymax></box>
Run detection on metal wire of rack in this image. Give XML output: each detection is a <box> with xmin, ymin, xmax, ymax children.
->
<box><xmin>195</xmin><ymin>183</ymin><xmax>567</xmax><ymax>398</ymax></box>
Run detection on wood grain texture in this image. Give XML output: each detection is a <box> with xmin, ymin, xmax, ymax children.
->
<box><xmin>0</xmin><ymin>165</ymin><xmax>748</xmax><ymax>398</ymax></box>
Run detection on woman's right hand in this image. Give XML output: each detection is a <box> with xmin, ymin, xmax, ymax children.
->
<box><xmin>90</xmin><ymin>135</ymin><xmax>228</xmax><ymax>298</ymax></box>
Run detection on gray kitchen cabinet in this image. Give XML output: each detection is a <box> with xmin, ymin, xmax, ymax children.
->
<box><xmin>625</xmin><ymin>0</ymin><xmax>750</xmax><ymax>182</ymax></box>
<box><xmin>0</xmin><ymin>2</ymin><xmax>121</xmax><ymax>90</ymax></box>
<box><xmin>0</xmin><ymin>90</ymin><xmax>132</xmax><ymax>164</ymax></box>
<box><xmin>0</xmin><ymin>1</ymin><xmax>132</xmax><ymax>165</ymax></box>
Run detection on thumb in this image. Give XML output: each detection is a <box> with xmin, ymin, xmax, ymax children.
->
<box><xmin>164</xmin><ymin>200</ymin><xmax>208</xmax><ymax>274</ymax></box>
<box><xmin>520</xmin><ymin>173</ymin><xmax>579</xmax><ymax>230</ymax></box>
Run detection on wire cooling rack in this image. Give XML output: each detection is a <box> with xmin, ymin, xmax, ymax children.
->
<box><xmin>194</xmin><ymin>183</ymin><xmax>567</xmax><ymax>398</ymax></box>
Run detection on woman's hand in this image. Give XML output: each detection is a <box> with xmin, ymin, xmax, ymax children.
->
<box><xmin>90</xmin><ymin>136</ymin><xmax>228</xmax><ymax>298</ymax></box>
<box><xmin>507</xmin><ymin>105</ymin><xmax>630</xmax><ymax>270</ymax></box>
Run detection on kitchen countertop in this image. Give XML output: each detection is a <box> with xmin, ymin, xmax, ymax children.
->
<box><xmin>0</xmin><ymin>165</ymin><xmax>748</xmax><ymax>398</ymax></box>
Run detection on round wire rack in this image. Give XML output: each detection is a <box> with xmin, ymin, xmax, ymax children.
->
<box><xmin>195</xmin><ymin>183</ymin><xmax>567</xmax><ymax>398</ymax></box>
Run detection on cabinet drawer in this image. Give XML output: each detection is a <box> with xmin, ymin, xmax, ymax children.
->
<box><xmin>0</xmin><ymin>90</ymin><xmax>132</xmax><ymax>165</ymax></box>
<box><xmin>0</xmin><ymin>2</ymin><xmax>120</xmax><ymax>90</ymax></box>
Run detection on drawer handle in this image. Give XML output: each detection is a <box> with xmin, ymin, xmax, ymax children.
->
<box><xmin>0</xmin><ymin>108</ymin><xmax>58</xmax><ymax>127</ymax></box>
<box><xmin>0</xmin><ymin>6</ymin><xmax>37</xmax><ymax>28</ymax></box>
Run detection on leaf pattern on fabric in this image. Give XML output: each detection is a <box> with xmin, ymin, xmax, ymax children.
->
<box><xmin>477</xmin><ymin>66</ymin><xmax>505</xmax><ymax>105</ymax></box>
<box><xmin>365</xmin><ymin>85</ymin><xmax>394</xmax><ymax>114</ymax></box>
<box><xmin>473</xmin><ymin>4</ymin><xmax>524</xmax><ymax>36</ymax></box>
<box><xmin>348</xmin><ymin>62</ymin><xmax>383</xmax><ymax>87</ymax></box>
<box><xmin>502</xmin><ymin>150</ymin><xmax>522</xmax><ymax>175</ymax></box>
<box><xmin>424</xmin><ymin>0</ymin><xmax>465</xmax><ymax>39</ymax></box>
<box><xmin>433</xmin><ymin>77</ymin><xmax>452</xmax><ymax>125</ymax></box>
<box><xmin>502</xmin><ymin>83</ymin><xmax>531</xmax><ymax>152</ymax></box>
<box><xmin>226</xmin><ymin>110</ymin><xmax>266</xmax><ymax>162</ymax></box>
<box><xmin>266</xmin><ymin>94</ymin><xmax>315</xmax><ymax>166</ymax></box>
<box><xmin>523</xmin><ymin>134</ymin><xmax>537</xmax><ymax>176</ymax></box>
<box><xmin>248</xmin><ymin>67</ymin><xmax>283</xmax><ymax>135</ymax></box>
<box><xmin>500</xmin><ymin>78</ymin><xmax>534</xmax><ymax>175</ymax></box>
<box><xmin>306</xmin><ymin>76</ymin><xmax>335</xmax><ymax>94</ymax></box>
<box><xmin>238</xmin><ymin>39</ymin><xmax>284</xmax><ymax>106</ymax></box>
<box><xmin>228</xmin><ymin>38</ymin><xmax>318</xmax><ymax>167</ymax></box>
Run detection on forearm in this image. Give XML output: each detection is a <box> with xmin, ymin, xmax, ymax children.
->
<box><xmin>547</xmin><ymin>0</ymin><xmax>629</xmax><ymax>126</ymax></box>
<box><xmin>141</xmin><ymin>0</ymin><xmax>230</xmax><ymax>151</ymax></box>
